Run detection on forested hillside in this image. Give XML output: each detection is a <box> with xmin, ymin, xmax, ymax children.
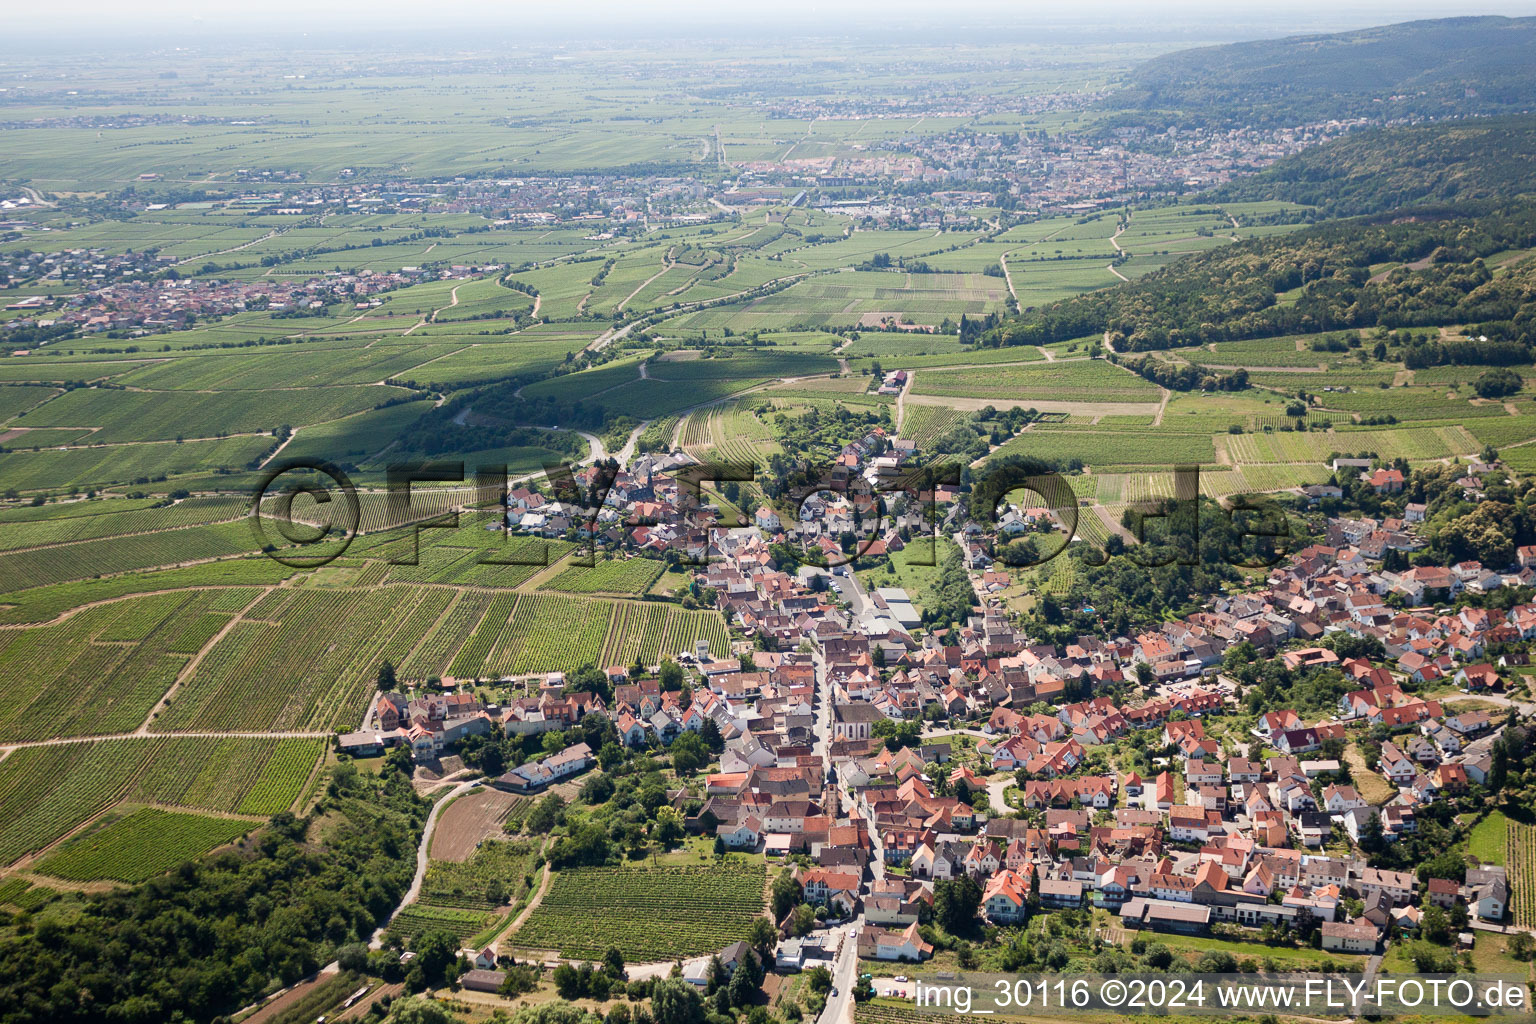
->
<box><xmin>984</xmin><ymin>203</ymin><xmax>1536</xmax><ymax>352</ymax></box>
<box><xmin>1210</xmin><ymin>117</ymin><xmax>1536</xmax><ymax>216</ymax></box>
<box><xmin>1113</xmin><ymin>16</ymin><xmax>1536</xmax><ymax>126</ymax></box>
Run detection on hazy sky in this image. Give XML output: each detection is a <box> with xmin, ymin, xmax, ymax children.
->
<box><xmin>6</xmin><ymin>0</ymin><xmax>1536</xmax><ymax>42</ymax></box>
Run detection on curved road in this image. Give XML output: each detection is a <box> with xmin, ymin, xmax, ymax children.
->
<box><xmin>370</xmin><ymin>778</ymin><xmax>483</xmax><ymax>948</ymax></box>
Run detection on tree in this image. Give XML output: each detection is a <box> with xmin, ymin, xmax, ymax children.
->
<box><xmin>652</xmin><ymin>978</ymin><xmax>708</xmax><ymax>1024</ymax></box>
<box><xmin>670</xmin><ymin>732</ymin><xmax>708</xmax><ymax>775</ymax></box>
<box><xmin>789</xmin><ymin>904</ymin><xmax>817</xmax><ymax>936</ymax></box>
<box><xmin>705</xmin><ymin>955</ymin><xmax>727</xmax><ymax>995</ymax></box>
<box><xmin>933</xmin><ymin>875</ymin><xmax>983</xmax><ymax>932</ymax></box>
<box><xmin>377</xmin><ymin>660</ymin><xmax>398</xmax><ymax>691</ymax></box>
<box><xmin>412</xmin><ymin>929</ymin><xmax>460</xmax><ymax>988</ymax></box>
<box><xmin>726</xmin><ymin>951</ymin><xmax>760</xmax><ymax>1007</ymax></box>
<box><xmin>527</xmin><ymin>793</ymin><xmax>565</xmax><ymax>833</ymax></box>
<box><xmin>747</xmin><ymin>916</ymin><xmax>777</xmax><ymax>959</ymax></box>
<box><xmin>771</xmin><ymin>869</ymin><xmax>803</xmax><ymax>920</ymax></box>
<box><xmin>383</xmin><ymin>744</ymin><xmax>414</xmax><ymax>777</ymax></box>
<box><xmin>1420</xmin><ymin>904</ymin><xmax>1452</xmax><ymax>945</ymax></box>
<box><xmin>604</xmin><ymin>946</ymin><xmax>627</xmax><ymax>980</ymax></box>
<box><xmin>653</xmin><ymin>806</ymin><xmax>685</xmax><ymax>847</ymax></box>
<box><xmin>553</xmin><ymin>963</ymin><xmax>585</xmax><ymax>999</ymax></box>
<box><xmin>805</xmin><ymin>967</ymin><xmax>833</xmax><ymax>995</ymax></box>
<box><xmin>870</xmin><ymin>717</ymin><xmax>921</xmax><ymax>752</ymax></box>
<box><xmin>387</xmin><ymin>997</ymin><xmax>456</xmax><ymax>1024</ymax></box>
<box><xmin>581</xmin><ymin>772</ymin><xmax>616</xmax><ymax>804</ymax></box>
<box><xmin>1359</xmin><ymin>812</ymin><xmax>1385</xmax><ymax>854</ymax></box>
<box><xmin>499</xmin><ymin>965</ymin><xmax>541</xmax><ymax>997</ymax></box>
<box><xmin>659</xmin><ymin>660</ymin><xmax>685</xmax><ymax>691</ymax></box>
<box><xmin>336</xmin><ymin>943</ymin><xmax>369</xmax><ymax>972</ymax></box>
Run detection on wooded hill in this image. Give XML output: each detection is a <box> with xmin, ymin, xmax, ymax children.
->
<box><xmin>1112</xmin><ymin>16</ymin><xmax>1536</xmax><ymax>127</ymax></box>
<box><xmin>983</xmin><ymin>203</ymin><xmax>1536</xmax><ymax>353</ymax></box>
<box><xmin>1210</xmin><ymin>116</ymin><xmax>1536</xmax><ymax>217</ymax></box>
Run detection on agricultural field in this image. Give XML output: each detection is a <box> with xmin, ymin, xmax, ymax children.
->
<box><xmin>151</xmin><ymin>587</ymin><xmax>444</xmax><ymax>731</ymax></box>
<box><xmin>419</xmin><ymin>838</ymin><xmax>540</xmax><ymax>910</ymax></box>
<box><xmin>988</xmin><ymin>428</ymin><xmax>1215</xmax><ymax>468</ymax></box>
<box><xmin>386</xmin><ymin>904</ymin><xmax>497</xmax><ymax>945</ymax></box>
<box><xmin>0</xmin><ymin>735</ymin><xmax>319</xmax><ymax>867</ymax></box>
<box><xmin>511</xmin><ymin>864</ymin><xmax>766</xmax><ymax>960</ymax></box>
<box><xmin>386</xmin><ymin>837</ymin><xmax>541</xmax><ymax>945</ymax></box>
<box><xmin>0</xmin><ymin>878</ymin><xmax>55</xmax><ymax>912</ymax></box>
<box><xmin>540</xmin><ymin>557</ymin><xmax>666</xmax><ymax>595</ymax></box>
<box><xmin>1223</xmin><ymin>425</ymin><xmax>1477</xmax><ymax>465</ymax></box>
<box><xmin>34</xmin><ymin>807</ymin><xmax>256</xmax><ymax>883</ymax></box>
<box><xmin>910</xmin><ymin>360</ymin><xmax>1160</xmax><ymax>403</ymax></box>
<box><xmin>1510</xmin><ymin>820</ymin><xmax>1536</xmax><ymax>928</ymax></box>
<box><xmin>440</xmin><ymin>591</ymin><xmax>730</xmax><ymax>679</ymax></box>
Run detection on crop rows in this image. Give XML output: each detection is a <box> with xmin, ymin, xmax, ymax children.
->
<box><xmin>599</xmin><ymin>601</ymin><xmax>669</xmax><ymax>669</ymax></box>
<box><xmin>166</xmin><ymin>612</ymin><xmax>235</xmax><ymax>654</ymax></box>
<box><xmin>367</xmin><ymin>587</ymin><xmax>455</xmax><ymax>673</ymax></box>
<box><xmin>0</xmin><ymin>496</ymin><xmax>247</xmax><ymax>553</ymax></box>
<box><xmin>989</xmin><ymin>429</ymin><xmax>1215</xmax><ymax>468</ymax></box>
<box><xmin>1233</xmin><ymin>463</ymin><xmax>1334</xmax><ymax>492</ymax></box>
<box><xmin>387</xmin><ymin>904</ymin><xmax>494</xmax><ymax>944</ymax></box>
<box><xmin>0</xmin><ymin>520</ymin><xmax>255</xmax><ymax>593</ymax></box>
<box><xmin>155</xmin><ymin>587</ymin><xmax>427</xmax><ymax>731</ymax></box>
<box><xmin>0</xmin><ymin>561</ymin><xmax>293</xmax><ymax>627</ymax></box>
<box><xmin>400</xmin><ymin>590</ymin><xmax>494</xmax><ymax>679</ymax></box>
<box><xmin>497</xmin><ymin>593</ymin><xmax>614</xmax><ymax>676</ymax></box>
<box><xmin>0</xmin><ymin>878</ymin><xmax>53</xmax><ymax>911</ymax></box>
<box><xmin>1510</xmin><ymin>822</ymin><xmax>1536</xmax><ymax>928</ymax></box>
<box><xmin>0</xmin><ymin>435</ymin><xmax>274</xmax><ymax>494</ymax></box>
<box><xmin>512</xmin><ymin>865</ymin><xmax>765</xmax><ymax>960</ymax></box>
<box><xmin>421</xmin><ymin>838</ymin><xmax>539</xmax><ymax>910</ymax></box>
<box><xmin>122</xmin><ymin>736</ymin><xmax>319</xmax><ymax>815</ymax></box>
<box><xmin>540</xmin><ymin>558</ymin><xmax>665</xmax><ymax>595</ymax></box>
<box><xmin>643</xmin><ymin>605</ymin><xmax>731</xmax><ymax>665</ymax></box>
<box><xmin>35</xmin><ymin>808</ymin><xmax>254</xmax><ymax>883</ymax></box>
<box><xmin>1225</xmin><ymin>426</ymin><xmax>1477</xmax><ymax>465</ymax></box>
<box><xmin>447</xmin><ymin>593</ymin><xmax>519</xmax><ymax>678</ymax></box>
<box><xmin>1321</xmin><ymin>389</ymin><xmax>1510</xmax><ymax>420</ymax></box>
<box><xmin>0</xmin><ymin>739</ymin><xmax>161</xmax><ymax>866</ymax></box>
<box><xmin>0</xmin><ymin>592</ymin><xmax>219</xmax><ymax>741</ymax></box>
<box><xmin>679</xmin><ymin>410</ymin><xmax>716</xmax><ymax>449</ymax></box>
<box><xmin>900</xmin><ymin>405</ymin><xmax>962</xmax><ymax>448</ymax></box>
<box><xmin>237</xmin><ymin>739</ymin><xmax>325</xmax><ymax>816</ymax></box>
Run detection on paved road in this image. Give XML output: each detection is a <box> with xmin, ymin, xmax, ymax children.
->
<box><xmin>819</xmin><ymin>917</ymin><xmax>865</xmax><ymax>1024</ymax></box>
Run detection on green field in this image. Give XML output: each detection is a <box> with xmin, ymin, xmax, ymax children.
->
<box><xmin>34</xmin><ymin>808</ymin><xmax>256</xmax><ymax>883</ymax></box>
<box><xmin>910</xmin><ymin>360</ymin><xmax>1160</xmax><ymax>402</ymax></box>
<box><xmin>0</xmin><ymin>736</ymin><xmax>319</xmax><ymax>866</ymax></box>
<box><xmin>511</xmin><ymin>864</ymin><xmax>766</xmax><ymax>960</ymax></box>
<box><xmin>540</xmin><ymin>557</ymin><xmax>666</xmax><ymax>595</ymax></box>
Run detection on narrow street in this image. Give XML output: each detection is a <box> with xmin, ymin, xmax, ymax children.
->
<box><xmin>813</xmin><ymin>623</ymin><xmax>864</xmax><ymax>1024</ymax></box>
